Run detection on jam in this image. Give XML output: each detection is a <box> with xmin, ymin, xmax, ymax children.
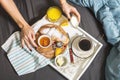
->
<box><xmin>40</xmin><ymin>37</ymin><xmax>50</xmax><ymax>47</ymax></box>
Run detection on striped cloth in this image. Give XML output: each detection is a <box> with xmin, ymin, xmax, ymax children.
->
<box><xmin>1</xmin><ymin>31</ymin><xmax>50</xmax><ymax>76</ymax></box>
<box><xmin>1</xmin><ymin>22</ymin><xmax>51</xmax><ymax>76</ymax></box>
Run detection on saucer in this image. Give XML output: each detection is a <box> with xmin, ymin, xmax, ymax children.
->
<box><xmin>71</xmin><ymin>36</ymin><xmax>94</xmax><ymax>58</ymax></box>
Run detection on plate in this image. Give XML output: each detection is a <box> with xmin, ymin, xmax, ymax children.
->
<box><xmin>72</xmin><ymin>36</ymin><xmax>95</xmax><ymax>58</ymax></box>
<box><xmin>35</xmin><ymin>24</ymin><xmax>69</xmax><ymax>59</ymax></box>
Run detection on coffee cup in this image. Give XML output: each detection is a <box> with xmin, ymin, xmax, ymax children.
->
<box><xmin>72</xmin><ymin>36</ymin><xmax>94</xmax><ymax>58</ymax></box>
<box><xmin>77</xmin><ymin>37</ymin><xmax>93</xmax><ymax>52</ymax></box>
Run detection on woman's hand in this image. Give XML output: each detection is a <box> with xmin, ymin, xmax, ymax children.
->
<box><xmin>60</xmin><ymin>1</ymin><xmax>81</xmax><ymax>23</ymax></box>
<box><xmin>21</xmin><ymin>25</ymin><xmax>37</xmax><ymax>51</ymax></box>
<box><xmin>0</xmin><ymin>0</ymin><xmax>37</xmax><ymax>50</ymax></box>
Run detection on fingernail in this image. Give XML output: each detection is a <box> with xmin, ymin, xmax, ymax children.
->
<box><xmin>30</xmin><ymin>49</ymin><xmax>32</xmax><ymax>52</ymax></box>
<box><xmin>21</xmin><ymin>46</ymin><xmax>23</xmax><ymax>49</ymax></box>
<box><xmin>68</xmin><ymin>19</ymin><xmax>70</xmax><ymax>21</ymax></box>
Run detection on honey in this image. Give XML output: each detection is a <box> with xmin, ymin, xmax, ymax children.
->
<box><xmin>40</xmin><ymin>37</ymin><xmax>50</xmax><ymax>47</ymax></box>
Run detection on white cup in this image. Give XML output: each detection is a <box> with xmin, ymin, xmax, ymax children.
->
<box><xmin>38</xmin><ymin>35</ymin><xmax>52</xmax><ymax>48</ymax></box>
<box><xmin>77</xmin><ymin>37</ymin><xmax>93</xmax><ymax>53</ymax></box>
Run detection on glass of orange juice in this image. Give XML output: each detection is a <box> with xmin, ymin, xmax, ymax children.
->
<box><xmin>47</xmin><ymin>6</ymin><xmax>62</xmax><ymax>22</ymax></box>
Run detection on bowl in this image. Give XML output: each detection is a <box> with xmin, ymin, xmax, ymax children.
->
<box><xmin>55</xmin><ymin>55</ymin><xmax>68</xmax><ymax>68</ymax></box>
<box><xmin>38</xmin><ymin>35</ymin><xmax>52</xmax><ymax>48</ymax></box>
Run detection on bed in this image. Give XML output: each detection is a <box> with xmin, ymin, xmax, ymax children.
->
<box><xmin>0</xmin><ymin>0</ymin><xmax>111</xmax><ymax>80</ymax></box>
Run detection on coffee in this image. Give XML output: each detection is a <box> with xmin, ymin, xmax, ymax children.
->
<box><xmin>78</xmin><ymin>39</ymin><xmax>91</xmax><ymax>51</ymax></box>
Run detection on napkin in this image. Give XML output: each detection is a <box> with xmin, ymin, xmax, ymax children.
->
<box><xmin>1</xmin><ymin>31</ymin><xmax>50</xmax><ymax>76</ymax></box>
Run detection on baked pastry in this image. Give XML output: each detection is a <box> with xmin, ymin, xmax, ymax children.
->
<box><xmin>35</xmin><ymin>24</ymin><xmax>69</xmax><ymax>59</ymax></box>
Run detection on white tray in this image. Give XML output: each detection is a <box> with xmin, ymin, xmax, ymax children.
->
<box><xmin>32</xmin><ymin>15</ymin><xmax>103</xmax><ymax>80</ymax></box>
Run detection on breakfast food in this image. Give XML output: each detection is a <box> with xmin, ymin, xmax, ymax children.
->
<box><xmin>55</xmin><ymin>48</ymin><xmax>63</xmax><ymax>57</ymax></box>
<box><xmin>38</xmin><ymin>24</ymin><xmax>69</xmax><ymax>45</ymax></box>
<box><xmin>40</xmin><ymin>36</ymin><xmax>50</xmax><ymax>47</ymax></box>
<box><xmin>38</xmin><ymin>35</ymin><xmax>51</xmax><ymax>48</ymax></box>
<box><xmin>35</xmin><ymin>24</ymin><xmax>69</xmax><ymax>59</ymax></box>
<box><xmin>60</xmin><ymin>20</ymin><xmax>69</xmax><ymax>27</ymax></box>
<box><xmin>55</xmin><ymin>55</ymin><xmax>67</xmax><ymax>67</ymax></box>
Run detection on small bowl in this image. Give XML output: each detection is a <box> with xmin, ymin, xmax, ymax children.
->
<box><xmin>55</xmin><ymin>55</ymin><xmax>68</xmax><ymax>68</ymax></box>
<box><xmin>38</xmin><ymin>35</ymin><xmax>52</xmax><ymax>48</ymax></box>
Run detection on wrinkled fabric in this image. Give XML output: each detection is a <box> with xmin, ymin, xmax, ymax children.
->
<box><xmin>68</xmin><ymin>0</ymin><xmax>120</xmax><ymax>80</ymax></box>
<box><xmin>69</xmin><ymin>0</ymin><xmax>120</xmax><ymax>45</ymax></box>
<box><xmin>105</xmin><ymin>43</ymin><xmax>120</xmax><ymax>80</ymax></box>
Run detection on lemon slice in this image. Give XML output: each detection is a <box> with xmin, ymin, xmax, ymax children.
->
<box><xmin>55</xmin><ymin>48</ymin><xmax>62</xmax><ymax>56</ymax></box>
<box><xmin>47</xmin><ymin>6</ymin><xmax>62</xmax><ymax>22</ymax></box>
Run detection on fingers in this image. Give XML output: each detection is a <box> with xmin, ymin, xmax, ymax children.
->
<box><xmin>63</xmin><ymin>4</ymin><xmax>81</xmax><ymax>23</ymax></box>
<box><xmin>31</xmin><ymin>32</ymin><xmax>36</xmax><ymax>40</ymax></box>
<box><xmin>21</xmin><ymin>32</ymin><xmax>37</xmax><ymax>51</ymax></box>
<box><xmin>21</xmin><ymin>38</ymin><xmax>25</xmax><ymax>48</ymax></box>
<box><xmin>66</xmin><ymin>11</ymin><xmax>71</xmax><ymax>20</ymax></box>
<box><xmin>21</xmin><ymin>37</ymin><xmax>32</xmax><ymax>51</ymax></box>
<box><xmin>65</xmin><ymin>7</ymin><xmax>80</xmax><ymax>23</ymax></box>
<box><xmin>29</xmin><ymin>33</ymin><xmax>38</xmax><ymax>48</ymax></box>
<box><xmin>24</xmin><ymin>38</ymin><xmax>32</xmax><ymax>51</ymax></box>
<box><xmin>22</xmin><ymin>36</ymin><xmax>37</xmax><ymax>50</ymax></box>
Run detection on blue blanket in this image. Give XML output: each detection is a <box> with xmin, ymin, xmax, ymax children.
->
<box><xmin>68</xmin><ymin>0</ymin><xmax>120</xmax><ymax>80</ymax></box>
<box><xmin>69</xmin><ymin>0</ymin><xmax>120</xmax><ymax>45</ymax></box>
